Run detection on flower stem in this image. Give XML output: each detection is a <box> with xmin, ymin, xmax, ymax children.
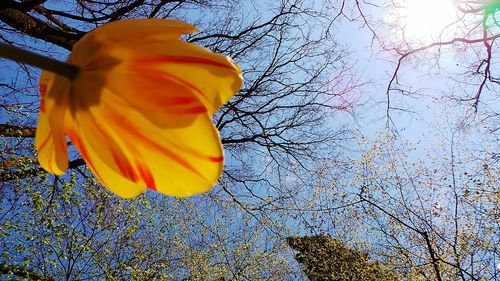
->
<box><xmin>0</xmin><ymin>42</ymin><xmax>80</xmax><ymax>80</ymax></box>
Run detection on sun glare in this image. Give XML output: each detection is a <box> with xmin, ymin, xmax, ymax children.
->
<box><xmin>400</xmin><ymin>0</ymin><xmax>458</xmax><ymax>42</ymax></box>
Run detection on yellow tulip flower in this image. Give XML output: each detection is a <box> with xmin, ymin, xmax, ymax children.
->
<box><xmin>35</xmin><ymin>19</ymin><xmax>243</xmax><ymax>198</ymax></box>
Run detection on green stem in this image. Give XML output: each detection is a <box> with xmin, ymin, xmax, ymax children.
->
<box><xmin>0</xmin><ymin>42</ymin><xmax>80</xmax><ymax>80</ymax></box>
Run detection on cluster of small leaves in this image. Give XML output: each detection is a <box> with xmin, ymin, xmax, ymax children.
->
<box><xmin>287</xmin><ymin>235</ymin><xmax>401</xmax><ymax>281</ymax></box>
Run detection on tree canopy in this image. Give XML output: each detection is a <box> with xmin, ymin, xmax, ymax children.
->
<box><xmin>287</xmin><ymin>235</ymin><xmax>401</xmax><ymax>281</ymax></box>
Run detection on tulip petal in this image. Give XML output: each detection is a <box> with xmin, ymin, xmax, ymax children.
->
<box><xmin>65</xmin><ymin>122</ymin><xmax>147</xmax><ymax>199</ymax></box>
<box><xmin>131</xmin><ymin>40</ymin><xmax>243</xmax><ymax>114</ymax></box>
<box><xmin>88</xmin><ymin>18</ymin><xmax>197</xmax><ymax>42</ymax></box>
<box><xmin>100</xmin><ymin>67</ymin><xmax>208</xmax><ymax>128</ymax></box>
<box><xmin>104</xmin><ymin>111</ymin><xmax>224</xmax><ymax>197</ymax></box>
<box><xmin>35</xmin><ymin>71</ymin><xmax>69</xmax><ymax>175</ymax></box>
<box><xmin>71</xmin><ymin>19</ymin><xmax>198</xmax><ymax>66</ymax></box>
<box><xmin>70</xmin><ymin>77</ymin><xmax>223</xmax><ymax>197</ymax></box>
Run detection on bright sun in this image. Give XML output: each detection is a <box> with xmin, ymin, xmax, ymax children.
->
<box><xmin>400</xmin><ymin>0</ymin><xmax>458</xmax><ymax>42</ymax></box>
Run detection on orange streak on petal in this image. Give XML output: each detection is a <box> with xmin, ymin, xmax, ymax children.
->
<box><xmin>208</xmin><ymin>156</ymin><xmax>224</xmax><ymax>162</ymax></box>
<box><xmin>179</xmin><ymin>106</ymin><xmax>207</xmax><ymax>114</ymax></box>
<box><xmin>167</xmin><ymin>96</ymin><xmax>200</xmax><ymax>106</ymax></box>
<box><xmin>40</xmin><ymin>84</ymin><xmax>48</xmax><ymax>112</ymax></box>
<box><xmin>112</xmin><ymin>152</ymin><xmax>139</xmax><ymax>183</ymax></box>
<box><xmin>70</xmin><ymin>119</ymin><xmax>141</xmax><ymax>184</ymax></box>
<box><xmin>136</xmin><ymin>56</ymin><xmax>238</xmax><ymax>71</ymax></box>
<box><xmin>78</xmin><ymin>115</ymin><xmax>139</xmax><ymax>183</ymax></box>
<box><xmin>40</xmin><ymin>84</ymin><xmax>48</xmax><ymax>94</ymax></box>
<box><xmin>47</xmin><ymin>152</ymin><xmax>54</xmax><ymax>174</ymax></box>
<box><xmin>59</xmin><ymin>135</ymin><xmax>66</xmax><ymax>154</ymax></box>
<box><xmin>66</xmin><ymin>129</ymin><xmax>91</xmax><ymax>164</ymax></box>
<box><xmin>40</xmin><ymin>100</ymin><xmax>46</xmax><ymax>113</ymax></box>
<box><xmin>139</xmin><ymin>136</ymin><xmax>202</xmax><ymax>176</ymax></box>
<box><xmin>137</xmin><ymin>164</ymin><xmax>156</xmax><ymax>190</ymax></box>
<box><xmin>66</xmin><ymin>129</ymin><xmax>107</xmax><ymax>186</ymax></box>
<box><xmin>161</xmin><ymin>72</ymin><xmax>209</xmax><ymax>101</ymax></box>
<box><xmin>104</xmin><ymin>104</ymin><xmax>220</xmax><ymax>164</ymax></box>
<box><xmin>133</xmin><ymin>67</ymin><xmax>209</xmax><ymax>101</ymax></box>
<box><xmin>152</xmin><ymin>144</ymin><xmax>201</xmax><ymax>176</ymax></box>
<box><xmin>106</xmin><ymin>110</ymin><xmax>205</xmax><ymax>177</ymax></box>
<box><xmin>37</xmin><ymin>134</ymin><xmax>51</xmax><ymax>152</ymax></box>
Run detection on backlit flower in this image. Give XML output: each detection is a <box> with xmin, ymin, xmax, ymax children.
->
<box><xmin>35</xmin><ymin>19</ymin><xmax>243</xmax><ymax>198</ymax></box>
